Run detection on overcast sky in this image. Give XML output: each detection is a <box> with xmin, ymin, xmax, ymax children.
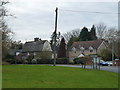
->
<box><xmin>5</xmin><ymin>0</ymin><xmax>118</xmax><ymax>42</ymax></box>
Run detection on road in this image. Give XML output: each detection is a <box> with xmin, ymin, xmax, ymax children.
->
<box><xmin>7</xmin><ymin>64</ymin><xmax>120</xmax><ymax>73</ymax></box>
<box><xmin>56</xmin><ymin>65</ymin><xmax>120</xmax><ymax>73</ymax></box>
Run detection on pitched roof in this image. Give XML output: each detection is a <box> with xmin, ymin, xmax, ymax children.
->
<box><xmin>71</xmin><ymin>40</ymin><xmax>103</xmax><ymax>50</ymax></box>
<box><xmin>22</xmin><ymin>40</ymin><xmax>47</xmax><ymax>52</ymax></box>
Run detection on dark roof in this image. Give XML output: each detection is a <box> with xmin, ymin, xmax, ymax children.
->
<box><xmin>22</xmin><ymin>40</ymin><xmax>47</xmax><ymax>52</ymax></box>
<box><xmin>71</xmin><ymin>40</ymin><xmax>104</xmax><ymax>50</ymax></box>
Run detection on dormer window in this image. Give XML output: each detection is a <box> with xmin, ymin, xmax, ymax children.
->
<box><xmin>72</xmin><ymin>47</ymin><xmax>76</xmax><ymax>53</ymax></box>
<box><xmin>80</xmin><ymin>46</ymin><xmax>85</xmax><ymax>53</ymax></box>
<box><xmin>89</xmin><ymin>46</ymin><xmax>93</xmax><ymax>52</ymax></box>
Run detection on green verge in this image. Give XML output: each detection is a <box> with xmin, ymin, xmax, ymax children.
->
<box><xmin>2</xmin><ymin>65</ymin><xmax>118</xmax><ymax>88</ymax></box>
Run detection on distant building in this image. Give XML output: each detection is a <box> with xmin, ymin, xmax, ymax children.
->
<box><xmin>21</xmin><ymin>38</ymin><xmax>52</xmax><ymax>60</ymax></box>
<box><xmin>8</xmin><ymin>49</ymin><xmax>22</xmax><ymax>56</ymax></box>
<box><xmin>68</xmin><ymin>40</ymin><xmax>108</xmax><ymax>62</ymax></box>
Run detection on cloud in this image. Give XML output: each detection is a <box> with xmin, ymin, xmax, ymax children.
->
<box><xmin>5</xmin><ymin>1</ymin><xmax>118</xmax><ymax>42</ymax></box>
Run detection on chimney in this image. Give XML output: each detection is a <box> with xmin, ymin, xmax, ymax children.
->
<box><xmin>34</xmin><ymin>38</ymin><xmax>39</xmax><ymax>42</ymax></box>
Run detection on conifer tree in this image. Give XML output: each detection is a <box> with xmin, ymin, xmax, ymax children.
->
<box><xmin>57</xmin><ymin>37</ymin><xmax>66</xmax><ymax>58</ymax></box>
<box><xmin>90</xmin><ymin>25</ymin><xmax>97</xmax><ymax>40</ymax></box>
<box><xmin>79</xmin><ymin>27</ymin><xmax>90</xmax><ymax>41</ymax></box>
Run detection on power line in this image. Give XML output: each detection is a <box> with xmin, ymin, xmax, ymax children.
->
<box><xmin>59</xmin><ymin>9</ymin><xmax>118</xmax><ymax>14</ymax></box>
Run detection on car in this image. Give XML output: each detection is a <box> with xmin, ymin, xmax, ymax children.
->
<box><xmin>99</xmin><ymin>60</ymin><xmax>108</xmax><ymax>66</ymax></box>
<box><xmin>114</xmin><ymin>59</ymin><xmax>120</xmax><ymax>65</ymax></box>
<box><xmin>115</xmin><ymin>58</ymin><xmax>120</xmax><ymax>61</ymax></box>
<box><xmin>106</xmin><ymin>61</ymin><xmax>113</xmax><ymax>66</ymax></box>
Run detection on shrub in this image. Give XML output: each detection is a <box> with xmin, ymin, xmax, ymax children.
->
<box><xmin>37</xmin><ymin>58</ymin><xmax>68</xmax><ymax>64</ymax></box>
<box><xmin>5</xmin><ymin>59</ymin><xmax>16</xmax><ymax>64</ymax></box>
<box><xmin>73</xmin><ymin>58</ymin><xmax>80</xmax><ymax>64</ymax></box>
<box><xmin>37</xmin><ymin>59</ymin><xmax>53</xmax><ymax>64</ymax></box>
<box><xmin>99</xmin><ymin>49</ymin><xmax>112</xmax><ymax>61</ymax></box>
<box><xmin>73</xmin><ymin>56</ymin><xmax>92</xmax><ymax>65</ymax></box>
<box><xmin>5</xmin><ymin>54</ymin><xmax>15</xmax><ymax>59</ymax></box>
<box><xmin>56</xmin><ymin>58</ymin><xmax>68</xmax><ymax>64</ymax></box>
<box><xmin>80</xmin><ymin>56</ymin><xmax>92</xmax><ymax>61</ymax></box>
<box><xmin>68</xmin><ymin>61</ymin><xmax>74</xmax><ymax>65</ymax></box>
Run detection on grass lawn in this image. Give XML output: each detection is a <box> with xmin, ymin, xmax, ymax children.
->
<box><xmin>2</xmin><ymin>65</ymin><xmax>118</xmax><ymax>88</ymax></box>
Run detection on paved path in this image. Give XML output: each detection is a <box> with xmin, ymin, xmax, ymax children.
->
<box><xmin>56</xmin><ymin>65</ymin><xmax>120</xmax><ymax>73</ymax></box>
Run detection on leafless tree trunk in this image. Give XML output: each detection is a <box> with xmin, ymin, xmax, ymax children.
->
<box><xmin>63</xmin><ymin>28</ymin><xmax>80</xmax><ymax>43</ymax></box>
<box><xmin>105</xmin><ymin>27</ymin><xmax>117</xmax><ymax>41</ymax></box>
<box><xmin>0</xmin><ymin>0</ymin><xmax>14</xmax><ymax>59</ymax></box>
<box><xmin>95</xmin><ymin>22</ymin><xmax>107</xmax><ymax>39</ymax></box>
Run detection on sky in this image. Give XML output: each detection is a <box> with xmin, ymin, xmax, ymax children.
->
<box><xmin>5</xmin><ymin>0</ymin><xmax>118</xmax><ymax>43</ymax></box>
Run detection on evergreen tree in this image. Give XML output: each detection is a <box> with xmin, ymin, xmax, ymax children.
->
<box><xmin>67</xmin><ymin>36</ymin><xmax>79</xmax><ymax>49</ymax></box>
<box><xmin>79</xmin><ymin>27</ymin><xmax>90</xmax><ymax>41</ymax></box>
<box><xmin>90</xmin><ymin>25</ymin><xmax>97</xmax><ymax>40</ymax></box>
<box><xmin>57</xmin><ymin>37</ymin><xmax>66</xmax><ymax>58</ymax></box>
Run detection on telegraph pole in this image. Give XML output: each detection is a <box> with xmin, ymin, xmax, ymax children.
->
<box><xmin>53</xmin><ymin>7</ymin><xmax>58</xmax><ymax>66</ymax></box>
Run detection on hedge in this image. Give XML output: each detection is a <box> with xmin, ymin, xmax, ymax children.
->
<box><xmin>5</xmin><ymin>58</ymin><xmax>68</xmax><ymax>64</ymax></box>
<box><xmin>37</xmin><ymin>58</ymin><xmax>68</xmax><ymax>64</ymax></box>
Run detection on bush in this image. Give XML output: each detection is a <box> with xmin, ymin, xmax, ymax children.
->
<box><xmin>99</xmin><ymin>49</ymin><xmax>112</xmax><ymax>61</ymax></box>
<box><xmin>5</xmin><ymin>54</ymin><xmax>15</xmax><ymax>59</ymax></box>
<box><xmin>5</xmin><ymin>59</ymin><xmax>24</xmax><ymax>64</ymax></box>
<box><xmin>56</xmin><ymin>58</ymin><xmax>68</xmax><ymax>64</ymax></box>
<box><xmin>80</xmin><ymin>56</ymin><xmax>92</xmax><ymax>61</ymax></box>
<box><xmin>73</xmin><ymin>58</ymin><xmax>80</xmax><ymax>64</ymax></box>
<box><xmin>73</xmin><ymin>56</ymin><xmax>92</xmax><ymax>65</ymax></box>
<box><xmin>68</xmin><ymin>61</ymin><xmax>74</xmax><ymax>65</ymax></box>
<box><xmin>5</xmin><ymin>59</ymin><xmax>16</xmax><ymax>64</ymax></box>
<box><xmin>37</xmin><ymin>58</ymin><xmax>68</xmax><ymax>64</ymax></box>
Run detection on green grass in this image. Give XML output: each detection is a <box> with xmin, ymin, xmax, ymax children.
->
<box><xmin>2</xmin><ymin>65</ymin><xmax>118</xmax><ymax>88</ymax></box>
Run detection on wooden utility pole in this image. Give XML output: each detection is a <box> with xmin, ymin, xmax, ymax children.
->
<box><xmin>53</xmin><ymin>7</ymin><xmax>58</xmax><ymax>66</ymax></box>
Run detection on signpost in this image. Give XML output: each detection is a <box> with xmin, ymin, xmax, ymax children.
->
<box><xmin>90</xmin><ymin>55</ymin><xmax>100</xmax><ymax>70</ymax></box>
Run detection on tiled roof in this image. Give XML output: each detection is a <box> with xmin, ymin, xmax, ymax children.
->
<box><xmin>71</xmin><ymin>40</ymin><xmax>103</xmax><ymax>50</ymax></box>
<box><xmin>22</xmin><ymin>40</ymin><xmax>47</xmax><ymax>52</ymax></box>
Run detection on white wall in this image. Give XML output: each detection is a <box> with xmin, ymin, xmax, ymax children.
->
<box><xmin>42</xmin><ymin>41</ymin><xmax>52</xmax><ymax>51</ymax></box>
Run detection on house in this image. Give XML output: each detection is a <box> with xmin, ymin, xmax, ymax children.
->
<box><xmin>21</xmin><ymin>38</ymin><xmax>52</xmax><ymax>60</ymax></box>
<box><xmin>68</xmin><ymin>40</ymin><xmax>108</xmax><ymax>62</ymax></box>
<box><xmin>8</xmin><ymin>49</ymin><xmax>22</xmax><ymax>56</ymax></box>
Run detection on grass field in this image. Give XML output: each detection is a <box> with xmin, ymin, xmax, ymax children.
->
<box><xmin>2</xmin><ymin>65</ymin><xmax>118</xmax><ymax>88</ymax></box>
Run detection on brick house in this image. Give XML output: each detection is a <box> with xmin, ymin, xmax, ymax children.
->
<box><xmin>68</xmin><ymin>40</ymin><xmax>108</xmax><ymax>62</ymax></box>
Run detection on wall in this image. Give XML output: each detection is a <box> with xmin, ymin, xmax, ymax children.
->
<box><xmin>35</xmin><ymin>51</ymin><xmax>52</xmax><ymax>59</ymax></box>
<box><xmin>69</xmin><ymin>49</ymin><xmax>97</xmax><ymax>62</ymax></box>
<box><xmin>97</xmin><ymin>41</ymin><xmax>107</xmax><ymax>54</ymax></box>
<box><xmin>42</xmin><ymin>41</ymin><xmax>52</xmax><ymax>51</ymax></box>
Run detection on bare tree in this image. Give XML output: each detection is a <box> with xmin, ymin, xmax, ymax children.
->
<box><xmin>95</xmin><ymin>22</ymin><xmax>107</xmax><ymax>39</ymax></box>
<box><xmin>105</xmin><ymin>27</ymin><xmax>117</xmax><ymax>41</ymax></box>
<box><xmin>63</xmin><ymin>28</ymin><xmax>80</xmax><ymax>43</ymax></box>
<box><xmin>0</xmin><ymin>0</ymin><xmax>14</xmax><ymax>59</ymax></box>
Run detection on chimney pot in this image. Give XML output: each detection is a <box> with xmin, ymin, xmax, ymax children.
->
<box><xmin>34</xmin><ymin>38</ymin><xmax>39</xmax><ymax>42</ymax></box>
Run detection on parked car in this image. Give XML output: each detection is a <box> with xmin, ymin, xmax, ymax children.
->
<box><xmin>115</xmin><ymin>58</ymin><xmax>119</xmax><ymax>60</ymax></box>
<box><xmin>114</xmin><ymin>59</ymin><xmax>120</xmax><ymax>65</ymax></box>
<box><xmin>99</xmin><ymin>60</ymin><xmax>108</xmax><ymax>66</ymax></box>
<box><xmin>106</xmin><ymin>61</ymin><xmax>113</xmax><ymax>66</ymax></box>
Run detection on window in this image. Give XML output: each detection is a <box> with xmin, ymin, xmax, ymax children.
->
<box><xmin>80</xmin><ymin>47</ymin><xmax>85</xmax><ymax>53</ymax></box>
<box><xmin>89</xmin><ymin>46</ymin><xmax>93</xmax><ymax>53</ymax></box>
<box><xmin>72</xmin><ymin>47</ymin><xmax>76</xmax><ymax>53</ymax></box>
